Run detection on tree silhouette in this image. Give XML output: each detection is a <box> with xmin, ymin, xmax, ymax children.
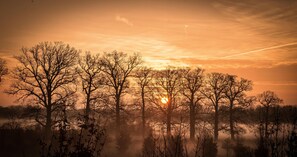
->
<box><xmin>152</xmin><ymin>67</ymin><xmax>185</xmax><ymax>135</ymax></box>
<box><xmin>77</xmin><ymin>52</ymin><xmax>104</xmax><ymax>124</ymax></box>
<box><xmin>224</xmin><ymin>74</ymin><xmax>253</xmax><ymax>140</ymax></box>
<box><xmin>0</xmin><ymin>58</ymin><xmax>8</xmax><ymax>83</ymax></box>
<box><xmin>201</xmin><ymin>72</ymin><xmax>227</xmax><ymax>141</ymax></box>
<box><xmin>134</xmin><ymin>66</ymin><xmax>153</xmax><ymax>137</ymax></box>
<box><xmin>257</xmin><ymin>91</ymin><xmax>283</xmax><ymax>139</ymax></box>
<box><xmin>181</xmin><ymin>67</ymin><xmax>204</xmax><ymax>140</ymax></box>
<box><xmin>6</xmin><ymin>42</ymin><xmax>79</xmax><ymax>138</ymax></box>
<box><xmin>100</xmin><ymin>51</ymin><xmax>141</xmax><ymax>128</ymax></box>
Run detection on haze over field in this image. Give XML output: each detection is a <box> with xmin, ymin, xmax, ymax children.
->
<box><xmin>0</xmin><ymin>0</ymin><xmax>297</xmax><ymax>105</ymax></box>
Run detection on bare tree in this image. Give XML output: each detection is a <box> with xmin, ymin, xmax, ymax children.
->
<box><xmin>6</xmin><ymin>42</ymin><xmax>79</xmax><ymax>137</ymax></box>
<box><xmin>134</xmin><ymin>66</ymin><xmax>153</xmax><ymax>137</ymax></box>
<box><xmin>257</xmin><ymin>90</ymin><xmax>283</xmax><ymax>139</ymax></box>
<box><xmin>201</xmin><ymin>72</ymin><xmax>227</xmax><ymax>141</ymax></box>
<box><xmin>152</xmin><ymin>67</ymin><xmax>185</xmax><ymax>135</ymax></box>
<box><xmin>181</xmin><ymin>67</ymin><xmax>204</xmax><ymax>140</ymax></box>
<box><xmin>224</xmin><ymin>74</ymin><xmax>253</xmax><ymax>140</ymax></box>
<box><xmin>77</xmin><ymin>52</ymin><xmax>104</xmax><ymax>124</ymax></box>
<box><xmin>0</xmin><ymin>58</ymin><xmax>8</xmax><ymax>83</ymax></box>
<box><xmin>100</xmin><ymin>51</ymin><xmax>141</xmax><ymax>127</ymax></box>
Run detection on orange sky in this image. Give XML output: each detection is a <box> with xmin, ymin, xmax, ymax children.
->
<box><xmin>0</xmin><ymin>0</ymin><xmax>297</xmax><ymax>105</ymax></box>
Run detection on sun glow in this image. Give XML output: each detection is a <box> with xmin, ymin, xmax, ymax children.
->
<box><xmin>161</xmin><ymin>97</ymin><xmax>168</xmax><ymax>104</ymax></box>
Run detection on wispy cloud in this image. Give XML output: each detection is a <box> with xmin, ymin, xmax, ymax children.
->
<box><xmin>212</xmin><ymin>0</ymin><xmax>297</xmax><ymax>39</ymax></box>
<box><xmin>115</xmin><ymin>15</ymin><xmax>133</xmax><ymax>27</ymax></box>
<box><xmin>184</xmin><ymin>24</ymin><xmax>189</xmax><ymax>36</ymax></box>
<box><xmin>221</xmin><ymin>42</ymin><xmax>297</xmax><ymax>59</ymax></box>
<box><xmin>166</xmin><ymin>57</ymin><xmax>297</xmax><ymax>69</ymax></box>
<box><xmin>254</xmin><ymin>81</ymin><xmax>297</xmax><ymax>86</ymax></box>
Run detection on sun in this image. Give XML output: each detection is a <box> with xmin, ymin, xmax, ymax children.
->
<box><xmin>161</xmin><ymin>97</ymin><xmax>168</xmax><ymax>104</ymax></box>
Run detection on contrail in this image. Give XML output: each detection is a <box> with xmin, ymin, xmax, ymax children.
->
<box><xmin>222</xmin><ymin>42</ymin><xmax>297</xmax><ymax>59</ymax></box>
<box><xmin>184</xmin><ymin>25</ymin><xmax>189</xmax><ymax>35</ymax></box>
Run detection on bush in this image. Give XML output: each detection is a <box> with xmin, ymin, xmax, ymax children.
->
<box><xmin>233</xmin><ymin>142</ymin><xmax>253</xmax><ymax>157</ymax></box>
<box><xmin>142</xmin><ymin>131</ymin><xmax>157</xmax><ymax>157</ymax></box>
<box><xmin>200</xmin><ymin>136</ymin><xmax>217</xmax><ymax>157</ymax></box>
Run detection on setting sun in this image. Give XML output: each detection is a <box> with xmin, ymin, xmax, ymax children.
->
<box><xmin>161</xmin><ymin>97</ymin><xmax>168</xmax><ymax>104</ymax></box>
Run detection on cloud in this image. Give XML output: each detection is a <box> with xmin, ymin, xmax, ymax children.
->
<box><xmin>221</xmin><ymin>42</ymin><xmax>297</xmax><ymax>59</ymax></box>
<box><xmin>184</xmin><ymin>24</ymin><xmax>189</xmax><ymax>36</ymax></box>
<box><xmin>115</xmin><ymin>15</ymin><xmax>133</xmax><ymax>27</ymax></box>
<box><xmin>254</xmin><ymin>81</ymin><xmax>297</xmax><ymax>86</ymax></box>
<box><xmin>212</xmin><ymin>0</ymin><xmax>297</xmax><ymax>40</ymax></box>
<box><xmin>166</xmin><ymin>57</ymin><xmax>297</xmax><ymax>69</ymax></box>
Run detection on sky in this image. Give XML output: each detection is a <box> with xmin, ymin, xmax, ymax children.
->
<box><xmin>0</xmin><ymin>0</ymin><xmax>297</xmax><ymax>105</ymax></box>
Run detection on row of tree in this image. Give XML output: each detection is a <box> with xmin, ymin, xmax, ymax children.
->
<box><xmin>0</xmin><ymin>41</ymin><xmax>285</xmax><ymax>142</ymax></box>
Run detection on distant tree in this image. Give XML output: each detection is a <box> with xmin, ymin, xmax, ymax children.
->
<box><xmin>201</xmin><ymin>72</ymin><xmax>227</xmax><ymax>141</ymax></box>
<box><xmin>77</xmin><ymin>52</ymin><xmax>104</xmax><ymax>124</ymax></box>
<box><xmin>181</xmin><ymin>67</ymin><xmax>204</xmax><ymax>140</ymax></box>
<box><xmin>257</xmin><ymin>91</ymin><xmax>283</xmax><ymax>139</ymax></box>
<box><xmin>6</xmin><ymin>42</ymin><xmax>79</xmax><ymax>138</ymax></box>
<box><xmin>287</xmin><ymin>127</ymin><xmax>297</xmax><ymax>157</ymax></box>
<box><xmin>100</xmin><ymin>51</ymin><xmax>141</xmax><ymax>127</ymax></box>
<box><xmin>233</xmin><ymin>140</ymin><xmax>253</xmax><ymax>157</ymax></box>
<box><xmin>152</xmin><ymin>67</ymin><xmax>185</xmax><ymax>135</ymax></box>
<box><xmin>0</xmin><ymin>58</ymin><xmax>8</xmax><ymax>83</ymax></box>
<box><xmin>201</xmin><ymin>136</ymin><xmax>217</xmax><ymax>157</ymax></box>
<box><xmin>142</xmin><ymin>131</ymin><xmax>157</xmax><ymax>157</ymax></box>
<box><xmin>134</xmin><ymin>66</ymin><xmax>153</xmax><ymax>137</ymax></box>
<box><xmin>224</xmin><ymin>74</ymin><xmax>253</xmax><ymax>140</ymax></box>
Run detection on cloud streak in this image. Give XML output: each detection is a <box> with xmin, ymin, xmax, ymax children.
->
<box><xmin>222</xmin><ymin>42</ymin><xmax>297</xmax><ymax>59</ymax></box>
<box><xmin>115</xmin><ymin>15</ymin><xmax>133</xmax><ymax>27</ymax></box>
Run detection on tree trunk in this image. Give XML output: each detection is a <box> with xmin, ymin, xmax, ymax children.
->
<box><xmin>45</xmin><ymin>89</ymin><xmax>52</xmax><ymax>140</ymax></box>
<box><xmin>85</xmin><ymin>92</ymin><xmax>91</xmax><ymax>125</ymax></box>
<box><xmin>214</xmin><ymin>104</ymin><xmax>219</xmax><ymax>141</ymax></box>
<box><xmin>166</xmin><ymin>113</ymin><xmax>171</xmax><ymax>136</ymax></box>
<box><xmin>264</xmin><ymin>106</ymin><xmax>269</xmax><ymax>139</ymax></box>
<box><xmin>85</xmin><ymin>80</ymin><xmax>92</xmax><ymax>125</ymax></box>
<box><xmin>189</xmin><ymin>96</ymin><xmax>195</xmax><ymax>140</ymax></box>
<box><xmin>45</xmin><ymin>105</ymin><xmax>52</xmax><ymax>140</ymax></box>
<box><xmin>166</xmin><ymin>98</ymin><xmax>172</xmax><ymax>136</ymax></box>
<box><xmin>115</xmin><ymin>94</ymin><xmax>121</xmax><ymax>128</ymax></box>
<box><xmin>141</xmin><ymin>88</ymin><xmax>146</xmax><ymax>137</ymax></box>
<box><xmin>230</xmin><ymin>102</ymin><xmax>235</xmax><ymax>140</ymax></box>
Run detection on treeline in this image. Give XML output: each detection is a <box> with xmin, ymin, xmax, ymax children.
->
<box><xmin>0</xmin><ymin>41</ymin><xmax>296</xmax><ymax>157</ymax></box>
<box><xmin>0</xmin><ymin>105</ymin><xmax>40</xmax><ymax>119</ymax></box>
<box><xmin>1</xmin><ymin>105</ymin><xmax>296</xmax><ymax>128</ymax></box>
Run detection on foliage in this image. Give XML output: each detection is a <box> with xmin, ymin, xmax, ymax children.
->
<box><xmin>40</xmin><ymin>109</ymin><xmax>106</xmax><ymax>157</ymax></box>
<box><xmin>0</xmin><ymin>57</ymin><xmax>8</xmax><ymax>83</ymax></box>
